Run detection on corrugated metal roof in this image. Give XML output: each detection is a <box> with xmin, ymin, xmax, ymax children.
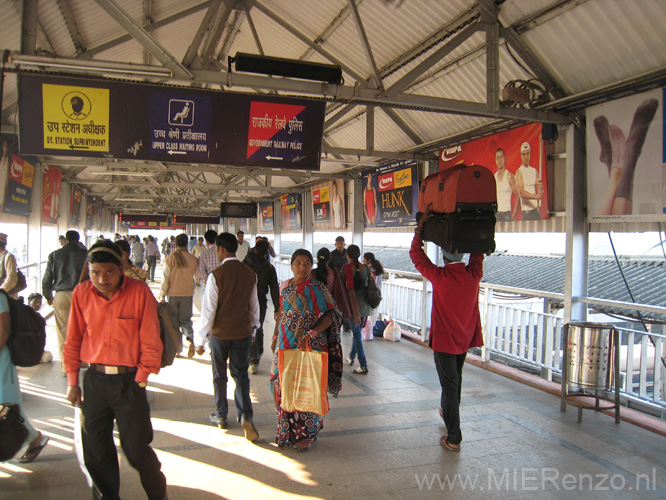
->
<box><xmin>1</xmin><ymin>0</ymin><xmax>665</xmax><ymax>215</ymax></box>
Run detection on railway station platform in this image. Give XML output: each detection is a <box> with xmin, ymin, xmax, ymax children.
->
<box><xmin>2</xmin><ymin>265</ymin><xmax>665</xmax><ymax>500</ymax></box>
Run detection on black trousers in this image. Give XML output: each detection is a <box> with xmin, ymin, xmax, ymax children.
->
<box><xmin>433</xmin><ymin>351</ymin><xmax>466</xmax><ymax>445</ymax></box>
<box><xmin>82</xmin><ymin>369</ymin><xmax>166</xmax><ymax>500</ymax></box>
<box><xmin>249</xmin><ymin>294</ymin><xmax>267</xmax><ymax>364</ymax></box>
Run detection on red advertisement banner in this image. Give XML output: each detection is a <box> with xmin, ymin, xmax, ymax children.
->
<box><xmin>439</xmin><ymin>123</ymin><xmax>548</xmax><ymax>221</ymax></box>
<box><xmin>42</xmin><ymin>164</ymin><xmax>62</xmax><ymax>224</ymax></box>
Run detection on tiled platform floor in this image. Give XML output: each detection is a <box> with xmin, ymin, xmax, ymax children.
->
<box><xmin>3</xmin><ymin>273</ymin><xmax>665</xmax><ymax>499</ymax></box>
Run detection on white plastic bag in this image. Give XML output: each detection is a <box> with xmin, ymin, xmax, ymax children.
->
<box><xmin>74</xmin><ymin>407</ymin><xmax>93</xmax><ymax>488</ymax></box>
<box><xmin>383</xmin><ymin>319</ymin><xmax>401</xmax><ymax>342</ymax></box>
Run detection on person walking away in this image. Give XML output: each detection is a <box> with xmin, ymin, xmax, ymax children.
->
<box><xmin>409</xmin><ymin>207</ymin><xmax>484</xmax><ymax>452</ymax></box>
<box><xmin>243</xmin><ymin>239</ymin><xmax>279</xmax><ymax>374</ymax></box>
<box><xmin>342</xmin><ymin>245</ymin><xmax>373</xmax><ymax>374</ymax></box>
<box><xmin>131</xmin><ymin>235</ymin><xmax>145</xmax><ymax>268</ymax></box>
<box><xmin>270</xmin><ymin>249</ymin><xmax>342</xmax><ymax>450</ymax></box>
<box><xmin>362</xmin><ymin>252</ymin><xmax>384</xmax><ymax>340</ymax></box>
<box><xmin>42</xmin><ymin>230</ymin><xmax>87</xmax><ymax>375</ymax></box>
<box><xmin>159</xmin><ymin>234</ymin><xmax>199</xmax><ymax>358</ymax></box>
<box><xmin>312</xmin><ymin>248</ymin><xmax>352</xmax><ymax>321</ymax></box>
<box><xmin>0</xmin><ymin>290</ymin><xmax>50</xmax><ymax>462</ymax></box>
<box><xmin>195</xmin><ymin>233</ymin><xmax>260</xmax><ymax>441</ymax></box>
<box><xmin>0</xmin><ymin>233</ymin><xmax>20</xmax><ymax>299</ymax></box>
<box><xmin>64</xmin><ymin>239</ymin><xmax>167</xmax><ymax>499</ymax></box>
<box><xmin>197</xmin><ymin>229</ymin><xmax>220</xmax><ymax>286</ymax></box>
<box><xmin>144</xmin><ymin>235</ymin><xmax>160</xmax><ymax>282</ymax></box>
<box><xmin>188</xmin><ymin>236</ymin><xmax>197</xmax><ymax>253</ymax></box>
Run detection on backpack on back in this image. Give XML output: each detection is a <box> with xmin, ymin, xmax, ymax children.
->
<box><xmin>416</xmin><ymin>164</ymin><xmax>497</xmax><ymax>255</ymax></box>
<box><xmin>366</xmin><ymin>277</ymin><xmax>382</xmax><ymax>309</ymax></box>
<box><xmin>1</xmin><ymin>290</ymin><xmax>46</xmax><ymax>367</ymax></box>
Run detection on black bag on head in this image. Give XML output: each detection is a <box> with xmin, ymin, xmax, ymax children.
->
<box><xmin>1</xmin><ymin>290</ymin><xmax>46</xmax><ymax>367</ymax></box>
<box><xmin>0</xmin><ymin>403</ymin><xmax>29</xmax><ymax>461</ymax></box>
<box><xmin>159</xmin><ymin>301</ymin><xmax>182</xmax><ymax>368</ymax></box>
<box><xmin>366</xmin><ymin>278</ymin><xmax>382</xmax><ymax>309</ymax></box>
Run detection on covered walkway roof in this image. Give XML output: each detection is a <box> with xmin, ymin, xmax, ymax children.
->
<box><xmin>2</xmin><ymin>0</ymin><xmax>665</xmax><ymax>215</ymax></box>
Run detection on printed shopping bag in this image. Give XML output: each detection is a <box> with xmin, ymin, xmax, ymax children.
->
<box><xmin>278</xmin><ymin>340</ymin><xmax>329</xmax><ymax>415</ymax></box>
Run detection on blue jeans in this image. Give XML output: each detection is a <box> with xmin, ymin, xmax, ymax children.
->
<box><xmin>209</xmin><ymin>335</ymin><xmax>253</xmax><ymax>421</ymax></box>
<box><xmin>349</xmin><ymin>322</ymin><xmax>367</xmax><ymax>369</ymax></box>
<box><xmin>433</xmin><ymin>351</ymin><xmax>466</xmax><ymax>445</ymax></box>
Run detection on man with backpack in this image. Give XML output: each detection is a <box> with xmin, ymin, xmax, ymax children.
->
<box><xmin>243</xmin><ymin>239</ymin><xmax>279</xmax><ymax>374</ymax></box>
<box><xmin>42</xmin><ymin>230</ymin><xmax>87</xmax><ymax>375</ymax></box>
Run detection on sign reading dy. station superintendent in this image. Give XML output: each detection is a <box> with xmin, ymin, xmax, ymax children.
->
<box><xmin>18</xmin><ymin>74</ymin><xmax>325</xmax><ymax>171</ymax></box>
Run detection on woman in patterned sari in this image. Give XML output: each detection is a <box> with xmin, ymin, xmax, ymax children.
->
<box><xmin>271</xmin><ymin>249</ymin><xmax>343</xmax><ymax>451</ymax></box>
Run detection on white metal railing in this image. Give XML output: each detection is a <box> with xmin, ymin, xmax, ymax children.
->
<box><xmin>275</xmin><ymin>256</ymin><xmax>665</xmax><ymax>414</ymax></box>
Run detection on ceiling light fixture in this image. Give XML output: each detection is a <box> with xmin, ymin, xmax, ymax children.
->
<box><xmin>9</xmin><ymin>54</ymin><xmax>173</xmax><ymax>78</ymax></box>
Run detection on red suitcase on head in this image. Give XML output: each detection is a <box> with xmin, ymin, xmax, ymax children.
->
<box><xmin>416</xmin><ymin>164</ymin><xmax>497</xmax><ymax>255</ymax></box>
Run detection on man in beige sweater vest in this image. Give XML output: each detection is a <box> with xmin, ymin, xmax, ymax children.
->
<box><xmin>195</xmin><ymin>233</ymin><xmax>260</xmax><ymax>441</ymax></box>
<box><xmin>159</xmin><ymin>233</ymin><xmax>199</xmax><ymax>357</ymax></box>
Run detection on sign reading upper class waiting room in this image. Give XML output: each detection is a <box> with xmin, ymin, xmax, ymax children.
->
<box><xmin>18</xmin><ymin>74</ymin><xmax>325</xmax><ymax>171</ymax></box>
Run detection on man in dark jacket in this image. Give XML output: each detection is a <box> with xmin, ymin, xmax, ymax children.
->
<box><xmin>42</xmin><ymin>230</ymin><xmax>87</xmax><ymax>374</ymax></box>
<box><xmin>243</xmin><ymin>239</ymin><xmax>279</xmax><ymax>374</ymax></box>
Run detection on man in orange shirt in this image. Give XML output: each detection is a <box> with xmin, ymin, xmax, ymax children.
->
<box><xmin>64</xmin><ymin>239</ymin><xmax>167</xmax><ymax>500</ymax></box>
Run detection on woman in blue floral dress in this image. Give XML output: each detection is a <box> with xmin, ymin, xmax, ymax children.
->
<box><xmin>270</xmin><ymin>249</ymin><xmax>342</xmax><ymax>450</ymax></box>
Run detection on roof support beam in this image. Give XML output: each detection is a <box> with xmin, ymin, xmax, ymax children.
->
<box><xmin>480</xmin><ymin>0</ymin><xmax>500</xmax><ymax>113</ymax></box>
<box><xmin>380</xmin><ymin>21</ymin><xmax>483</xmax><ymax>98</ymax></box>
<box><xmin>366</xmin><ymin>105</ymin><xmax>374</xmax><ymax>155</ymax></box>
<box><xmin>242</xmin><ymin>1</ymin><xmax>264</xmax><ymax>54</ymax></box>
<box><xmin>247</xmin><ymin>0</ymin><xmax>367</xmax><ymax>83</ymax></box>
<box><xmin>86</xmin><ymin>2</ymin><xmax>210</xmax><ymax>58</ymax></box>
<box><xmin>347</xmin><ymin>0</ymin><xmax>382</xmax><ymax>89</ymax></box>
<box><xmin>382</xmin><ymin>108</ymin><xmax>423</xmax><ymax>146</ymax></box>
<box><xmin>182</xmin><ymin>0</ymin><xmax>225</xmax><ymax>67</ymax></box>
<box><xmin>200</xmin><ymin>0</ymin><xmax>234</xmax><ymax>69</ymax></box>
<box><xmin>300</xmin><ymin>1</ymin><xmax>358</xmax><ymax>61</ymax></box>
<box><xmin>57</xmin><ymin>0</ymin><xmax>87</xmax><ymax>54</ymax></box>
<box><xmin>94</xmin><ymin>0</ymin><xmax>193</xmax><ymax>79</ymax></box>
<box><xmin>21</xmin><ymin>0</ymin><xmax>38</xmax><ymax>56</ymax></box>
<box><xmin>143</xmin><ymin>0</ymin><xmax>153</xmax><ymax>65</ymax></box>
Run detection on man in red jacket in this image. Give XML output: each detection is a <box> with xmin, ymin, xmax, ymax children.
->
<box><xmin>409</xmin><ymin>208</ymin><xmax>484</xmax><ymax>452</ymax></box>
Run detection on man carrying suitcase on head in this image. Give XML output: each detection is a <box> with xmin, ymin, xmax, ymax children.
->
<box><xmin>409</xmin><ymin>206</ymin><xmax>484</xmax><ymax>453</ymax></box>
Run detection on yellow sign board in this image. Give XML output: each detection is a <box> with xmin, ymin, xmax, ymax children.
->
<box><xmin>394</xmin><ymin>167</ymin><xmax>412</xmax><ymax>189</ymax></box>
<box><xmin>42</xmin><ymin>84</ymin><xmax>110</xmax><ymax>152</ymax></box>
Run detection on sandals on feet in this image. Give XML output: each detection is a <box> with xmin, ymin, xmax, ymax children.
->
<box><xmin>352</xmin><ymin>366</ymin><xmax>368</xmax><ymax>374</ymax></box>
<box><xmin>439</xmin><ymin>435</ymin><xmax>460</xmax><ymax>452</ymax></box>
<box><xmin>293</xmin><ymin>438</ymin><xmax>315</xmax><ymax>451</ymax></box>
<box><xmin>19</xmin><ymin>435</ymin><xmax>49</xmax><ymax>463</ymax></box>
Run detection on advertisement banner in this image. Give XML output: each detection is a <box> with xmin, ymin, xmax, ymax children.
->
<box><xmin>439</xmin><ymin>123</ymin><xmax>548</xmax><ymax>221</ymax></box>
<box><xmin>280</xmin><ymin>193</ymin><xmax>302</xmax><ymax>231</ymax></box>
<box><xmin>42</xmin><ymin>164</ymin><xmax>62</xmax><ymax>224</ymax></box>
<box><xmin>3</xmin><ymin>154</ymin><xmax>35</xmax><ymax>217</ymax></box>
<box><xmin>586</xmin><ymin>88</ymin><xmax>663</xmax><ymax>222</ymax></box>
<box><xmin>312</xmin><ymin>179</ymin><xmax>345</xmax><ymax>230</ymax></box>
<box><xmin>0</xmin><ymin>134</ymin><xmax>18</xmax><ymax>212</ymax></box>
<box><xmin>70</xmin><ymin>185</ymin><xmax>83</xmax><ymax>227</ymax></box>
<box><xmin>364</xmin><ymin>161</ymin><xmax>418</xmax><ymax>228</ymax></box>
<box><xmin>85</xmin><ymin>195</ymin><xmax>93</xmax><ymax>230</ymax></box>
<box><xmin>259</xmin><ymin>202</ymin><xmax>274</xmax><ymax>231</ymax></box>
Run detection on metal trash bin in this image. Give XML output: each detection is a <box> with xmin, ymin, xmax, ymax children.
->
<box><xmin>566</xmin><ymin>322</ymin><xmax>613</xmax><ymax>389</ymax></box>
<box><xmin>561</xmin><ymin>322</ymin><xmax>620</xmax><ymax>423</ymax></box>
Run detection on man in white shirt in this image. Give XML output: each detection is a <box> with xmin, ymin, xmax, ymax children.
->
<box><xmin>195</xmin><ymin>233</ymin><xmax>260</xmax><ymax>441</ymax></box>
<box><xmin>236</xmin><ymin>231</ymin><xmax>250</xmax><ymax>262</ymax></box>
<box><xmin>515</xmin><ymin>142</ymin><xmax>543</xmax><ymax>220</ymax></box>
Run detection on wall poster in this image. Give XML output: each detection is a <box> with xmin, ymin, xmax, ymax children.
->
<box><xmin>587</xmin><ymin>88</ymin><xmax>663</xmax><ymax>222</ymax></box>
<box><xmin>259</xmin><ymin>202</ymin><xmax>274</xmax><ymax>232</ymax></box>
<box><xmin>363</xmin><ymin>160</ymin><xmax>418</xmax><ymax>228</ymax></box>
<box><xmin>280</xmin><ymin>193</ymin><xmax>302</xmax><ymax>231</ymax></box>
<box><xmin>439</xmin><ymin>123</ymin><xmax>549</xmax><ymax>221</ymax></box>
<box><xmin>42</xmin><ymin>164</ymin><xmax>62</xmax><ymax>224</ymax></box>
<box><xmin>311</xmin><ymin>179</ymin><xmax>345</xmax><ymax>230</ymax></box>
